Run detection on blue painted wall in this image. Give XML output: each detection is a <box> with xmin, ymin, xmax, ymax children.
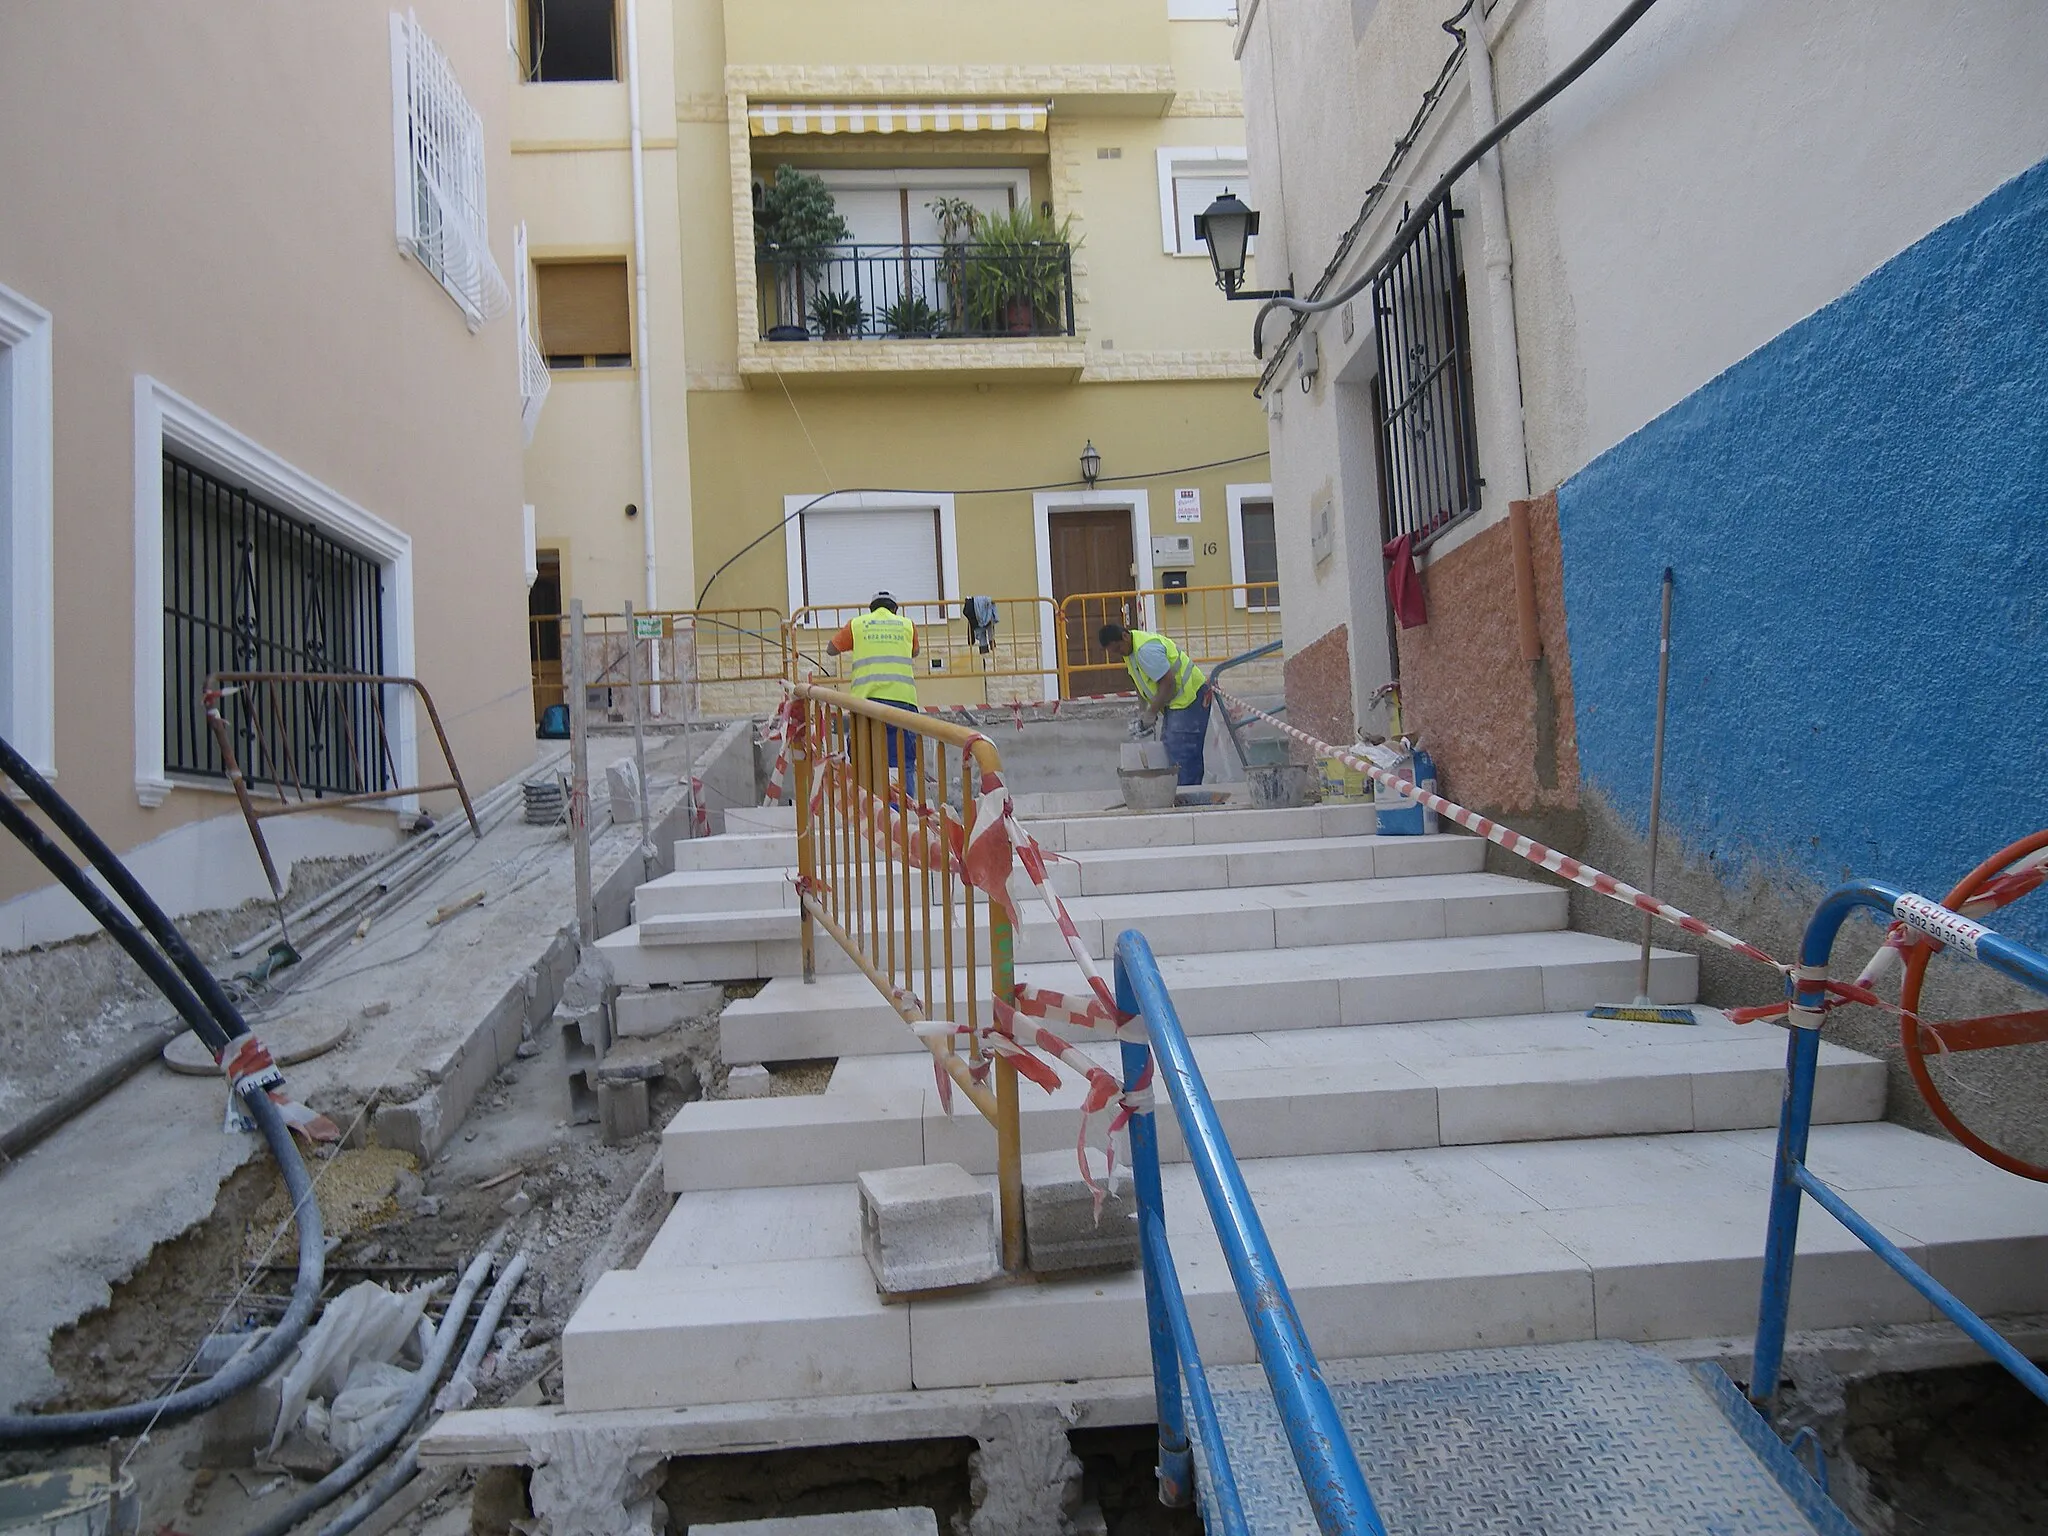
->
<box><xmin>1557</xmin><ymin>156</ymin><xmax>2048</xmax><ymax>934</ymax></box>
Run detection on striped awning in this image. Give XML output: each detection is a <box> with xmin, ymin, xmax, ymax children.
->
<box><xmin>747</xmin><ymin>101</ymin><xmax>1051</xmax><ymax>137</ymax></box>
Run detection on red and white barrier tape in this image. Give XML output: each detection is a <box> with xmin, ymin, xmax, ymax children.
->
<box><xmin>1211</xmin><ymin>687</ymin><xmax>1788</xmax><ymax>975</ymax></box>
<box><xmin>1856</xmin><ymin>845</ymin><xmax>2048</xmax><ymax>987</ymax></box>
<box><xmin>793</xmin><ymin>700</ymin><xmax>1147</xmax><ymax>1204</ymax></box>
<box><xmin>218</xmin><ymin>1033</ymin><xmax>340</xmax><ymax>1143</ymax></box>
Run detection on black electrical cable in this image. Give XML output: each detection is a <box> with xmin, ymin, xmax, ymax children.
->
<box><xmin>0</xmin><ymin>1086</ymin><xmax>325</xmax><ymax>1447</ymax></box>
<box><xmin>0</xmin><ymin>733</ymin><xmax>261</xmax><ymax>1048</ymax></box>
<box><xmin>1251</xmin><ymin>0</ymin><xmax>1662</xmax><ymax>362</ymax></box>
<box><xmin>0</xmin><ymin>792</ymin><xmax>229</xmax><ymax>1058</ymax></box>
<box><xmin>0</xmin><ymin>737</ymin><xmax>326</xmax><ymax>1448</ymax></box>
<box><xmin>693</xmin><ymin>451</ymin><xmax>1272</xmax><ymax>610</ymax></box>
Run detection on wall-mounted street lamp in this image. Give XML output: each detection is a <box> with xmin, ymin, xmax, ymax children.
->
<box><xmin>1194</xmin><ymin>190</ymin><xmax>1293</xmax><ymax>301</ymax></box>
<box><xmin>1080</xmin><ymin>440</ymin><xmax>1102</xmax><ymax>486</ymax></box>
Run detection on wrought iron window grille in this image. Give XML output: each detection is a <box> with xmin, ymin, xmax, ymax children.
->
<box><xmin>162</xmin><ymin>455</ymin><xmax>390</xmax><ymax>798</ymax></box>
<box><xmin>1371</xmin><ymin>201</ymin><xmax>1482</xmax><ymax>548</ymax></box>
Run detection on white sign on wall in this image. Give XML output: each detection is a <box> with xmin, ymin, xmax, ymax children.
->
<box><xmin>1174</xmin><ymin>488</ymin><xmax>1202</xmax><ymax>523</ymax></box>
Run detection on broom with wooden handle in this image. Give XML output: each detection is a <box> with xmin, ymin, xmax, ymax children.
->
<box><xmin>1589</xmin><ymin>566</ymin><xmax>1698</xmax><ymax>1025</ymax></box>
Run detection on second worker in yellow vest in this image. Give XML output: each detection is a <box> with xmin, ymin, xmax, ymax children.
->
<box><xmin>828</xmin><ymin>591</ymin><xmax>921</xmax><ymax>776</ymax></box>
<box><xmin>1099</xmin><ymin>621</ymin><xmax>1211</xmax><ymax>787</ymax></box>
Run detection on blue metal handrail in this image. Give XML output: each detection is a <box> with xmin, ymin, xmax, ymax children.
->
<box><xmin>1752</xmin><ymin>879</ymin><xmax>2048</xmax><ymax>1414</ymax></box>
<box><xmin>1114</xmin><ymin>929</ymin><xmax>1387</xmax><ymax>1535</ymax></box>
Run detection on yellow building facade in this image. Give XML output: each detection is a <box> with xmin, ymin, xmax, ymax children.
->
<box><xmin>513</xmin><ymin>0</ymin><xmax>1279</xmax><ymax>713</ymax></box>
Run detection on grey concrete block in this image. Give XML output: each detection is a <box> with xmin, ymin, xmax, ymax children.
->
<box><xmin>615</xmin><ymin>982</ymin><xmax>724</xmax><ymax>1038</ymax></box>
<box><xmin>1022</xmin><ymin>1148</ymin><xmax>1138</xmax><ymax>1274</ymax></box>
<box><xmin>858</xmin><ymin>1164</ymin><xmax>999</xmax><ymax>1294</ymax></box>
<box><xmin>599</xmin><ymin>1079</ymin><xmax>651</xmax><ymax>1144</ymax></box>
<box><xmin>607</xmin><ymin>760</ymin><xmax>645</xmax><ymax>825</ymax></box>
<box><xmin>559</xmin><ymin>1001</ymin><xmax>609</xmax><ymax>1063</ymax></box>
<box><xmin>198</xmin><ymin>1377</ymin><xmax>281</xmax><ymax>1467</ymax></box>
<box><xmin>372</xmin><ymin>1089</ymin><xmax>441</xmax><ymax>1160</ymax></box>
<box><xmin>725</xmin><ymin>1064</ymin><xmax>772</xmax><ymax>1098</ymax></box>
<box><xmin>567</xmin><ymin>1068</ymin><xmax>598</xmax><ymax>1126</ymax></box>
<box><xmin>693</xmin><ymin>1512</ymin><xmax>939</xmax><ymax>1535</ymax></box>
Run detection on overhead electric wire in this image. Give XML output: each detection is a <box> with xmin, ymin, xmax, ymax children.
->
<box><xmin>693</xmin><ymin>451</ymin><xmax>1272</xmax><ymax>609</ymax></box>
<box><xmin>1250</xmin><ymin>0</ymin><xmax>1662</xmax><ymax>376</ymax></box>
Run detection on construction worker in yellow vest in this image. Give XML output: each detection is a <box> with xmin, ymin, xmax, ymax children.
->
<box><xmin>828</xmin><ymin>592</ymin><xmax>920</xmax><ymax>778</ymax></box>
<box><xmin>1099</xmin><ymin>621</ymin><xmax>1210</xmax><ymax>786</ymax></box>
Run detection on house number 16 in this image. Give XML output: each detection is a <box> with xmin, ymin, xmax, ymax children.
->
<box><xmin>1202</xmin><ymin>541</ymin><xmax>1218</xmax><ymax>556</ymax></box>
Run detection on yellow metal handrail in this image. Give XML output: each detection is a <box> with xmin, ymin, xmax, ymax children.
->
<box><xmin>787</xmin><ymin>597</ymin><xmax>1060</xmax><ymax>702</ymax></box>
<box><xmin>790</xmin><ymin>681</ymin><xmax>1026</xmax><ymax>1271</ymax></box>
<box><xmin>1056</xmin><ymin>584</ymin><xmax>1285</xmax><ymax>697</ymax></box>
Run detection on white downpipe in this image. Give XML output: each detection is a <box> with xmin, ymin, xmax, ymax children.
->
<box><xmin>623</xmin><ymin>0</ymin><xmax>663</xmax><ymax>711</ymax></box>
<box><xmin>1464</xmin><ymin>6</ymin><xmax>1531</xmax><ymax>502</ymax></box>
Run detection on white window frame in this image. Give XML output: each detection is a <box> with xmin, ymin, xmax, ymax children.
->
<box><xmin>1030</xmin><ymin>489</ymin><xmax>1157</xmax><ymax>695</ymax></box>
<box><xmin>782</xmin><ymin>491</ymin><xmax>960</xmax><ymax>618</ymax></box>
<box><xmin>1226</xmin><ymin>482</ymin><xmax>1279</xmax><ymax>611</ymax></box>
<box><xmin>814</xmin><ymin>168</ymin><xmax>1033</xmax><ymax>242</ymax></box>
<box><xmin>1156</xmin><ymin>146</ymin><xmax>1252</xmax><ymax>257</ymax></box>
<box><xmin>0</xmin><ymin>281</ymin><xmax>55</xmax><ymax>779</ymax></box>
<box><xmin>1168</xmin><ymin>0</ymin><xmax>1237</xmax><ymax>17</ymax></box>
<box><xmin>391</xmin><ymin>10</ymin><xmax>509</xmax><ymax>327</ymax></box>
<box><xmin>133</xmin><ymin>377</ymin><xmax>417</xmax><ymax>810</ymax></box>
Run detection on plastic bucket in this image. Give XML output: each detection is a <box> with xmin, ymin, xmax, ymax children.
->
<box><xmin>0</xmin><ymin>1468</ymin><xmax>139</xmax><ymax>1536</ymax></box>
<box><xmin>1118</xmin><ymin>767</ymin><xmax>1180</xmax><ymax>811</ymax></box>
<box><xmin>1247</xmin><ymin>763</ymin><xmax>1313</xmax><ymax>809</ymax></box>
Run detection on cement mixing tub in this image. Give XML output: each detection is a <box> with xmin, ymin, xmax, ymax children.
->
<box><xmin>0</xmin><ymin>1468</ymin><xmax>139</xmax><ymax>1536</ymax></box>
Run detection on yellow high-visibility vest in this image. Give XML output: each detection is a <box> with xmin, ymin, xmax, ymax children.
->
<box><xmin>1124</xmin><ymin>628</ymin><xmax>1204</xmax><ymax>711</ymax></box>
<box><xmin>848</xmin><ymin>610</ymin><xmax>918</xmax><ymax>703</ymax></box>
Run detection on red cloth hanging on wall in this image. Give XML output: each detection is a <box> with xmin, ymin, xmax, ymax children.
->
<box><xmin>1383</xmin><ymin>535</ymin><xmax>1428</xmax><ymax>629</ymax></box>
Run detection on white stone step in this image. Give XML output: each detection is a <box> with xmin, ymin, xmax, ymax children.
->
<box><xmin>637</xmin><ymin>864</ymin><xmax>794</xmax><ymax>916</ymax></box>
<box><xmin>637</xmin><ymin>871</ymin><xmax>1565</xmax><ymax>965</ymax></box>
<box><xmin>1019</xmin><ymin>801</ymin><xmax>1380</xmax><ymax>853</ymax></box>
<box><xmin>709</xmin><ymin>929</ymin><xmax>1699</xmax><ymax>1063</ymax></box>
<box><xmin>673</xmin><ymin>831</ymin><xmax>797</xmax><ymax>873</ymax></box>
<box><xmin>563</xmin><ymin>1121</ymin><xmax>2048</xmax><ymax>1410</ymax></box>
<box><xmin>661</xmin><ymin>1010</ymin><xmax>1886</xmax><ymax>1192</ymax></box>
<box><xmin>725</xmin><ymin>805</ymin><xmax>797</xmax><ymax>834</ymax></box>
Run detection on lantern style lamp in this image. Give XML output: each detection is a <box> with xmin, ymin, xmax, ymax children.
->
<box><xmin>1080</xmin><ymin>440</ymin><xmax>1102</xmax><ymax>487</ymax></box>
<box><xmin>1194</xmin><ymin>191</ymin><xmax>1293</xmax><ymax>301</ymax></box>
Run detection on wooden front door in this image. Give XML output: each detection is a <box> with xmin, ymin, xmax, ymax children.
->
<box><xmin>1050</xmin><ymin>508</ymin><xmax>1136</xmax><ymax>698</ymax></box>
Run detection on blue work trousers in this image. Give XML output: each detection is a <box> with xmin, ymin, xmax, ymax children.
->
<box><xmin>1158</xmin><ymin>687</ymin><xmax>1211</xmax><ymax>786</ymax></box>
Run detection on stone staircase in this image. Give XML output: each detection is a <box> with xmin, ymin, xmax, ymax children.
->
<box><xmin>566</xmin><ymin>803</ymin><xmax>2048</xmax><ymax>1416</ymax></box>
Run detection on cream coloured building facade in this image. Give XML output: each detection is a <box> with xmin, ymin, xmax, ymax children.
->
<box><xmin>513</xmin><ymin>0</ymin><xmax>1280</xmax><ymax>712</ymax></box>
<box><xmin>0</xmin><ymin>2</ymin><xmax>539</xmax><ymax>945</ymax></box>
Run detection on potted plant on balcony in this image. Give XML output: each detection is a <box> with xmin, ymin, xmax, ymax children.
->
<box><xmin>926</xmin><ymin>194</ymin><xmax>979</xmax><ymax>334</ymax></box>
<box><xmin>881</xmin><ymin>292</ymin><xmax>944</xmax><ymax>338</ymax></box>
<box><xmin>809</xmin><ymin>289</ymin><xmax>868</xmax><ymax>339</ymax></box>
<box><xmin>962</xmin><ymin>205</ymin><xmax>1076</xmax><ymax>336</ymax></box>
<box><xmin>754</xmin><ymin>166</ymin><xmax>849</xmax><ymax>340</ymax></box>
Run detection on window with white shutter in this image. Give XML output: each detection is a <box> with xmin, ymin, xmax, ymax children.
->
<box><xmin>798</xmin><ymin>507</ymin><xmax>943</xmax><ymax>609</ymax></box>
<box><xmin>391</xmin><ymin>11</ymin><xmax>509</xmax><ymax>324</ymax></box>
<box><xmin>1156</xmin><ymin>148</ymin><xmax>1254</xmax><ymax>257</ymax></box>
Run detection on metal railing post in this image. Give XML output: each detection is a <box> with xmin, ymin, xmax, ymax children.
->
<box><xmin>623</xmin><ymin>601</ymin><xmax>654</xmax><ymax>862</ymax></box>
<box><xmin>1117</xmin><ymin>955</ymin><xmax>1193</xmax><ymax>1510</ymax></box>
<box><xmin>1750</xmin><ymin>1013</ymin><xmax>1821</xmax><ymax>1411</ymax></box>
<box><xmin>568</xmin><ymin>599</ymin><xmax>594</xmax><ymax>945</ymax></box>
<box><xmin>794</xmin><ymin>694</ymin><xmax>816</xmax><ymax>985</ymax></box>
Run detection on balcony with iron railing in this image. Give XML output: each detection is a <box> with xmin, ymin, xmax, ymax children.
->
<box><xmin>738</xmin><ymin>240</ymin><xmax>1087</xmax><ymax>382</ymax></box>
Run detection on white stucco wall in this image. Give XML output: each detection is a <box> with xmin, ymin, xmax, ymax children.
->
<box><xmin>1236</xmin><ymin>0</ymin><xmax>2048</xmax><ymax>715</ymax></box>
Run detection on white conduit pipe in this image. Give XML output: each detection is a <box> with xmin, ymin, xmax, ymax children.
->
<box><xmin>624</xmin><ymin>0</ymin><xmax>662</xmax><ymax>709</ymax></box>
<box><xmin>1463</xmin><ymin>3</ymin><xmax>1531</xmax><ymax>501</ymax></box>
